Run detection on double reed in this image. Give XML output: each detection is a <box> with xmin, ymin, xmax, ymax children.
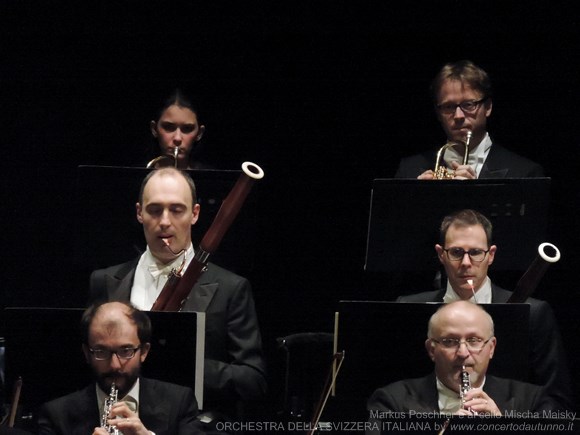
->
<box><xmin>433</xmin><ymin>131</ymin><xmax>472</xmax><ymax>179</ymax></box>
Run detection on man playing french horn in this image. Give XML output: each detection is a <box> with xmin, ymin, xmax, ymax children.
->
<box><xmin>395</xmin><ymin>60</ymin><xmax>544</xmax><ymax>179</ymax></box>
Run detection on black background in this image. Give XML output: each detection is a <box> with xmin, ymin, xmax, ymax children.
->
<box><xmin>2</xmin><ymin>0</ymin><xmax>579</xmax><ymax>416</ymax></box>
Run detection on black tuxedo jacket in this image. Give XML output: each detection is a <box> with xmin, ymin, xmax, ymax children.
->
<box><xmin>89</xmin><ymin>259</ymin><xmax>267</xmax><ymax>416</ymax></box>
<box><xmin>37</xmin><ymin>377</ymin><xmax>202</xmax><ymax>435</ymax></box>
<box><xmin>367</xmin><ymin>373</ymin><xmax>560</xmax><ymax>414</ymax></box>
<box><xmin>397</xmin><ymin>285</ymin><xmax>573</xmax><ymax>411</ymax></box>
<box><xmin>395</xmin><ymin>143</ymin><xmax>545</xmax><ymax>178</ymax></box>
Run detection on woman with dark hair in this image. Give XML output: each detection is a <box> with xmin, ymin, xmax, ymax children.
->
<box><xmin>148</xmin><ymin>90</ymin><xmax>208</xmax><ymax>169</ymax></box>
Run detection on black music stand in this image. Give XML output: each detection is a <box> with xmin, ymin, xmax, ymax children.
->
<box><xmin>333</xmin><ymin>301</ymin><xmax>530</xmax><ymax>422</ymax></box>
<box><xmin>364</xmin><ymin>178</ymin><xmax>551</xmax><ymax>272</ymax></box>
<box><xmin>2</xmin><ymin>308</ymin><xmax>205</xmax><ymax>414</ymax></box>
<box><xmin>74</xmin><ymin>165</ymin><xmax>259</xmax><ymax>273</ymax></box>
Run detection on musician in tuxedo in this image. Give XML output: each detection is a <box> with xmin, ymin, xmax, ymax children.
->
<box><xmin>395</xmin><ymin>60</ymin><xmax>544</xmax><ymax>179</ymax></box>
<box><xmin>367</xmin><ymin>301</ymin><xmax>561</xmax><ymax>416</ymax></box>
<box><xmin>88</xmin><ymin>167</ymin><xmax>267</xmax><ymax>425</ymax></box>
<box><xmin>37</xmin><ymin>301</ymin><xmax>203</xmax><ymax>435</ymax></box>
<box><xmin>398</xmin><ymin>209</ymin><xmax>573</xmax><ymax>411</ymax></box>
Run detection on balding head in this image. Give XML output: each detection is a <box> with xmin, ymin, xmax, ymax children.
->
<box><xmin>428</xmin><ymin>301</ymin><xmax>494</xmax><ymax>339</ymax></box>
<box><xmin>81</xmin><ymin>301</ymin><xmax>152</xmax><ymax>398</ymax></box>
<box><xmin>138</xmin><ymin>167</ymin><xmax>197</xmax><ymax>207</ymax></box>
<box><xmin>425</xmin><ymin>301</ymin><xmax>496</xmax><ymax>390</ymax></box>
<box><xmin>136</xmin><ymin>167</ymin><xmax>201</xmax><ymax>264</ymax></box>
<box><xmin>81</xmin><ymin>301</ymin><xmax>152</xmax><ymax>345</ymax></box>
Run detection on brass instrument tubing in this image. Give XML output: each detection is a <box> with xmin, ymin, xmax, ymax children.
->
<box><xmin>462</xmin><ymin>131</ymin><xmax>473</xmax><ymax>165</ymax></box>
<box><xmin>434</xmin><ymin>131</ymin><xmax>472</xmax><ymax>179</ymax></box>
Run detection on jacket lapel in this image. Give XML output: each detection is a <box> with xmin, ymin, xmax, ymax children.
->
<box><xmin>490</xmin><ymin>284</ymin><xmax>511</xmax><ymax>302</ymax></box>
<box><xmin>180</xmin><ymin>265</ymin><xmax>219</xmax><ymax>312</ymax></box>
<box><xmin>418</xmin><ymin>373</ymin><xmax>440</xmax><ymax>411</ymax></box>
<box><xmin>483</xmin><ymin>375</ymin><xmax>512</xmax><ymax>411</ymax></box>
<box><xmin>480</xmin><ymin>146</ymin><xmax>509</xmax><ymax>178</ymax></box>
<box><xmin>106</xmin><ymin>268</ymin><xmax>135</xmax><ymax>301</ymax></box>
<box><xmin>139</xmin><ymin>379</ymin><xmax>171</xmax><ymax>434</ymax></box>
<box><xmin>181</xmin><ymin>282</ymin><xmax>218</xmax><ymax>312</ymax></box>
<box><xmin>68</xmin><ymin>385</ymin><xmax>101</xmax><ymax>435</ymax></box>
<box><xmin>105</xmin><ymin>258</ymin><xmax>219</xmax><ymax>311</ymax></box>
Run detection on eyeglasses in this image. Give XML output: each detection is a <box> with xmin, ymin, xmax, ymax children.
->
<box><xmin>431</xmin><ymin>337</ymin><xmax>492</xmax><ymax>352</ymax></box>
<box><xmin>89</xmin><ymin>347</ymin><xmax>141</xmax><ymax>361</ymax></box>
<box><xmin>436</xmin><ymin>98</ymin><xmax>488</xmax><ymax>115</ymax></box>
<box><xmin>443</xmin><ymin>247</ymin><xmax>490</xmax><ymax>262</ymax></box>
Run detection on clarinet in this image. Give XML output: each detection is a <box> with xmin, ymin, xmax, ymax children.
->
<box><xmin>101</xmin><ymin>382</ymin><xmax>119</xmax><ymax>434</ymax></box>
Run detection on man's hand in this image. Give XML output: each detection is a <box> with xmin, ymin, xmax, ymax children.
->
<box><xmin>455</xmin><ymin>388</ymin><xmax>501</xmax><ymax>416</ymax></box>
<box><xmin>92</xmin><ymin>402</ymin><xmax>151</xmax><ymax>435</ymax></box>
<box><xmin>416</xmin><ymin>163</ymin><xmax>476</xmax><ymax>180</ymax></box>
<box><xmin>449</xmin><ymin>161</ymin><xmax>477</xmax><ymax>179</ymax></box>
<box><xmin>417</xmin><ymin>170</ymin><xmax>436</xmax><ymax>180</ymax></box>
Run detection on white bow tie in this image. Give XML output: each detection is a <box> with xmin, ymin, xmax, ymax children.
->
<box><xmin>148</xmin><ymin>262</ymin><xmax>176</xmax><ymax>279</ymax></box>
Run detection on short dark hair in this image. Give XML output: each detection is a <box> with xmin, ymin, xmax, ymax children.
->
<box><xmin>138</xmin><ymin>167</ymin><xmax>197</xmax><ymax>207</ymax></box>
<box><xmin>431</xmin><ymin>60</ymin><xmax>492</xmax><ymax>104</ymax></box>
<box><xmin>81</xmin><ymin>301</ymin><xmax>152</xmax><ymax>345</ymax></box>
<box><xmin>440</xmin><ymin>209</ymin><xmax>493</xmax><ymax>246</ymax></box>
<box><xmin>154</xmin><ymin>89</ymin><xmax>202</xmax><ymax>123</ymax></box>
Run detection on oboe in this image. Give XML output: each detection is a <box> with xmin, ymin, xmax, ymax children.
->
<box><xmin>101</xmin><ymin>382</ymin><xmax>119</xmax><ymax>435</ymax></box>
<box><xmin>440</xmin><ymin>366</ymin><xmax>473</xmax><ymax>435</ymax></box>
<box><xmin>459</xmin><ymin>365</ymin><xmax>474</xmax><ymax>414</ymax></box>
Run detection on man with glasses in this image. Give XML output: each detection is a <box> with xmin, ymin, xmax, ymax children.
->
<box><xmin>367</xmin><ymin>301</ymin><xmax>560</xmax><ymax>414</ymax></box>
<box><xmin>395</xmin><ymin>60</ymin><xmax>544</xmax><ymax>179</ymax></box>
<box><xmin>37</xmin><ymin>301</ymin><xmax>203</xmax><ymax>434</ymax></box>
<box><xmin>398</xmin><ymin>209</ymin><xmax>572</xmax><ymax>411</ymax></box>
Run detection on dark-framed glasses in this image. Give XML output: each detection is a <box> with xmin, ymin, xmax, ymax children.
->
<box><xmin>436</xmin><ymin>98</ymin><xmax>488</xmax><ymax>115</ymax></box>
<box><xmin>89</xmin><ymin>346</ymin><xmax>140</xmax><ymax>361</ymax></box>
<box><xmin>443</xmin><ymin>247</ymin><xmax>490</xmax><ymax>262</ymax></box>
<box><xmin>431</xmin><ymin>337</ymin><xmax>492</xmax><ymax>352</ymax></box>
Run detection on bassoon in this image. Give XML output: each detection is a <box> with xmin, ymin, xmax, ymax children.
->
<box><xmin>151</xmin><ymin>161</ymin><xmax>264</xmax><ymax>311</ymax></box>
<box><xmin>507</xmin><ymin>242</ymin><xmax>561</xmax><ymax>303</ymax></box>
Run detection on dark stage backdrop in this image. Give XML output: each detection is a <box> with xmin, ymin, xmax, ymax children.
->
<box><xmin>2</xmin><ymin>1</ymin><xmax>579</xmax><ymax>416</ymax></box>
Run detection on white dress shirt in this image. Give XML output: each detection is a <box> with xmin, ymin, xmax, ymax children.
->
<box><xmin>96</xmin><ymin>378</ymin><xmax>140</xmax><ymax>435</ymax></box>
<box><xmin>443</xmin><ymin>132</ymin><xmax>492</xmax><ymax>177</ymax></box>
<box><xmin>437</xmin><ymin>376</ymin><xmax>486</xmax><ymax>413</ymax></box>
<box><xmin>131</xmin><ymin>244</ymin><xmax>194</xmax><ymax>310</ymax></box>
<box><xmin>443</xmin><ymin>276</ymin><xmax>493</xmax><ymax>304</ymax></box>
